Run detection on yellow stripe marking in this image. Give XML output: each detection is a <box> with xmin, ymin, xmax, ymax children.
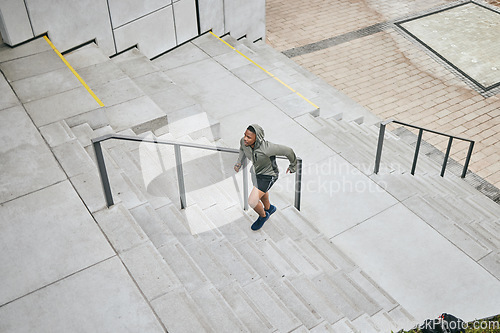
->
<box><xmin>43</xmin><ymin>36</ymin><xmax>104</xmax><ymax>107</ymax></box>
<box><xmin>209</xmin><ymin>31</ymin><xmax>319</xmax><ymax>109</ymax></box>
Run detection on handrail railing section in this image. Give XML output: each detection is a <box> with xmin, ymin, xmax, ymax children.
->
<box><xmin>374</xmin><ymin>119</ymin><xmax>474</xmax><ymax>178</ymax></box>
<box><xmin>92</xmin><ymin>134</ymin><xmax>303</xmax><ymax>211</ymax></box>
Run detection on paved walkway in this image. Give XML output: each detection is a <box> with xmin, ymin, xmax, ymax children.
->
<box><xmin>266</xmin><ymin>0</ymin><xmax>500</xmax><ymax>188</ymax></box>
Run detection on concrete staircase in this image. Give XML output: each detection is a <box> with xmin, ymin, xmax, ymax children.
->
<box><xmin>1</xmin><ymin>32</ymin><xmax>499</xmax><ymax>332</ymax></box>
<box><xmin>296</xmin><ymin>113</ymin><xmax>500</xmax><ymax>269</ymax></box>
<box><xmin>58</xmin><ymin>121</ymin><xmax>416</xmax><ymax>332</ymax></box>
<box><xmin>7</xmin><ymin>36</ymin><xmax>410</xmax><ymax>332</ymax></box>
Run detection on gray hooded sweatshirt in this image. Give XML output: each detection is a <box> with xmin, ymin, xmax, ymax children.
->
<box><xmin>237</xmin><ymin>124</ymin><xmax>297</xmax><ymax>177</ymax></box>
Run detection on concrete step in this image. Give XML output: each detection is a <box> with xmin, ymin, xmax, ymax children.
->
<box><xmin>386</xmin><ymin>306</ymin><xmax>418</xmax><ymax>332</ymax></box>
<box><xmin>151</xmin><ymin>287</ymin><xmax>214</xmax><ymax>332</ymax></box>
<box><xmin>189</xmin><ymin>285</ymin><xmax>248</xmax><ymax>332</ymax></box>
<box><xmin>112</xmin><ymin>47</ymin><xmax>162</xmax><ymax>79</ymax></box>
<box><xmin>265</xmin><ymin>278</ymin><xmax>324</xmax><ymax>329</ymax></box>
<box><xmin>403</xmin><ymin>195</ymin><xmax>493</xmax><ymax>261</ymax></box>
<box><xmin>219</xmin><ymin>282</ymin><xmax>274</xmax><ymax>332</ymax></box>
<box><xmin>113</xmin><ymin>48</ymin><xmax>221</xmax><ymax>139</ymax></box>
<box><xmin>242</xmin><ymin>279</ymin><xmax>302</xmax><ymax>332</ymax></box>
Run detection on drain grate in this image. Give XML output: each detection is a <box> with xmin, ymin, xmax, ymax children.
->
<box><xmin>282</xmin><ymin>22</ymin><xmax>391</xmax><ymax>58</ymax></box>
<box><xmin>396</xmin><ymin>1</ymin><xmax>500</xmax><ymax>93</ymax></box>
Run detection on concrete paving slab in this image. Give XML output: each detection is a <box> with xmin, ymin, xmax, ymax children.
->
<box><xmin>193</xmin><ymin>34</ymin><xmax>234</xmax><ymax>58</ymax></box>
<box><xmin>52</xmin><ymin>140</ymin><xmax>97</xmax><ymax>177</ymax></box>
<box><xmin>251</xmin><ymin>77</ymin><xmax>296</xmax><ymax>101</ymax></box>
<box><xmin>0</xmin><ymin>37</ymin><xmax>51</xmax><ymax>63</ymax></box>
<box><xmin>152</xmin><ymin>287</ymin><xmax>213</xmax><ymax>332</ymax></box>
<box><xmin>214</xmin><ymin>50</ymin><xmax>252</xmax><ymax>70</ymax></box>
<box><xmin>93</xmin><ymin>204</ymin><xmax>148</xmax><ymax>253</ymax></box>
<box><xmin>104</xmin><ymin>96</ymin><xmax>166</xmax><ymax>132</ymax></box>
<box><xmin>0</xmin><ymin>181</ymin><xmax>115</xmax><ymax>306</ymax></box>
<box><xmin>133</xmin><ymin>71</ymin><xmax>174</xmax><ymax>95</ymax></box>
<box><xmin>39</xmin><ymin>120</ymin><xmax>76</xmax><ymax>148</ymax></box>
<box><xmin>64</xmin><ymin>44</ymin><xmax>110</xmax><ymax>69</ymax></box>
<box><xmin>92</xmin><ymin>77</ymin><xmax>144</xmax><ymax>107</ymax></box>
<box><xmin>0</xmin><ymin>74</ymin><xmax>19</xmax><ymax>111</ymax></box>
<box><xmin>149</xmin><ymin>84</ymin><xmax>197</xmax><ymax>114</ymax></box>
<box><xmin>332</xmin><ymin>203</ymin><xmax>500</xmax><ymax>322</ymax></box>
<box><xmin>120</xmin><ymin>241</ymin><xmax>181</xmax><ymax>301</ymax></box>
<box><xmin>77</xmin><ymin>60</ymin><xmax>128</xmax><ymax>88</ymax></box>
<box><xmin>0</xmin><ymin>49</ymin><xmax>65</xmax><ymax>82</ymax></box>
<box><xmin>0</xmin><ymin>105</ymin><xmax>66</xmax><ymax>203</ymax></box>
<box><xmin>113</xmin><ymin>54</ymin><xmax>159</xmax><ymax>79</ymax></box>
<box><xmin>297</xmin><ymin>154</ymin><xmax>398</xmax><ymax>238</ymax></box>
<box><xmin>70</xmin><ymin>123</ymin><xmax>94</xmax><ymax>147</ymax></box>
<box><xmin>166</xmin><ymin>57</ymin><xmax>233</xmax><ymax>88</ymax></box>
<box><xmin>272</xmin><ymin>92</ymin><xmax>319</xmax><ymax>118</ymax></box>
<box><xmin>0</xmin><ymin>257</ymin><xmax>164</xmax><ymax>332</ymax></box>
<box><xmin>166</xmin><ymin>59</ymin><xmax>266</xmax><ymax>120</ymax></box>
<box><xmin>70</xmin><ymin>171</ymin><xmax>111</xmax><ymax>213</ymax></box>
<box><xmin>153</xmin><ymin>41</ymin><xmax>210</xmax><ymax>70</ymax></box>
<box><xmin>231</xmin><ymin>63</ymin><xmax>271</xmax><ymax>84</ymax></box>
<box><xmin>24</xmin><ymin>87</ymin><xmax>102</xmax><ymax>127</ymax></box>
<box><xmin>65</xmin><ymin>108</ymin><xmax>110</xmax><ymax>130</ymax></box>
<box><xmin>11</xmin><ymin>67</ymin><xmax>82</xmax><ymax>103</ymax></box>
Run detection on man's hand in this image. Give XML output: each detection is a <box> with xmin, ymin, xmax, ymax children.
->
<box><xmin>234</xmin><ymin>163</ymin><xmax>242</xmax><ymax>173</ymax></box>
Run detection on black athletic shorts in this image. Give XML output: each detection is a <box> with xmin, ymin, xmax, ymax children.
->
<box><xmin>255</xmin><ymin>174</ymin><xmax>278</xmax><ymax>193</ymax></box>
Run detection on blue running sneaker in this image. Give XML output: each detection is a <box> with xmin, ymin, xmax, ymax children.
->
<box><xmin>266</xmin><ymin>204</ymin><xmax>277</xmax><ymax>216</ymax></box>
<box><xmin>251</xmin><ymin>212</ymin><xmax>270</xmax><ymax>230</ymax></box>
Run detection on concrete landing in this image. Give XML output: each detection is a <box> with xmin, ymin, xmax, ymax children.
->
<box><xmin>333</xmin><ymin>203</ymin><xmax>500</xmax><ymax>322</ymax></box>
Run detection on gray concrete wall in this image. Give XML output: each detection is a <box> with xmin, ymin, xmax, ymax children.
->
<box><xmin>0</xmin><ymin>0</ymin><xmax>266</xmax><ymax>58</ymax></box>
<box><xmin>0</xmin><ymin>0</ymin><xmax>34</xmax><ymax>45</ymax></box>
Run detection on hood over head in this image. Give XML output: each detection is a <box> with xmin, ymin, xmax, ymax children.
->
<box><xmin>249</xmin><ymin>124</ymin><xmax>265</xmax><ymax>147</ymax></box>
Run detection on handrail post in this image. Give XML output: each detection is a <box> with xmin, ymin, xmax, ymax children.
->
<box><xmin>411</xmin><ymin>129</ymin><xmax>423</xmax><ymax>175</ymax></box>
<box><xmin>93</xmin><ymin>141</ymin><xmax>114</xmax><ymax>207</ymax></box>
<box><xmin>294</xmin><ymin>158</ymin><xmax>303</xmax><ymax>211</ymax></box>
<box><xmin>374</xmin><ymin>123</ymin><xmax>386</xmax><ymax>174</ymax></box>
<box><xmin>174</xmin><ymin>144</ymin><xmax>187</xmax><ymax>209</ymax></box>
<box><xmin>462</xmin><ymin>141</ymin><xmax>474</xmax><ymax>178</ymax></box>
<box><xmin>242</xmin><ymin>158</ymin><xmax>249</xmax><ymax>210</ymax></box>
<box><xmin>441</xmin><ymin>137</ymin><xmax>453</xmax><ymax>177</ymax></box>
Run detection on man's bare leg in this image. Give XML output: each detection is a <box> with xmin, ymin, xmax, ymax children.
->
<box><xmin>248</xmin><ymin>187</ymin><xmax>266</xmax><ymax>217</ymax></box>
<box><xmin>261</xmin><ymin>191</ymin><xmax>271</xmax><ymax>211</ymax></box>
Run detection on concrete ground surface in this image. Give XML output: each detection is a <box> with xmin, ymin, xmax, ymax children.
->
<box><xmin>1</xmin><ymin>27</ymin><xmax>500</xmax><ymax>333</ymax></box>
<box><xmin>266</xmin><ymin>0</ymin><xmax>500</xmax><ymax>188</ymax></box>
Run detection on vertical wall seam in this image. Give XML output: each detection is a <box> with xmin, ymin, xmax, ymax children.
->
<box><xmin>171</xmin><ymin>2</ymin><xmax>179</xmax><ymax>46</ymax></box>
<box><xmin>104</xmin><ymin>0</ymin><xmax>118</xmax><ymax>54</ymax></box>
<box><xmin>195</xmin><ymin>0</ymin><xmax>201</xmax><ymax>35</ymax></box>
<box><xmin>22</xmin><ymin>0</ymin><xmax>36</xmax><ymax>37</ymax></box>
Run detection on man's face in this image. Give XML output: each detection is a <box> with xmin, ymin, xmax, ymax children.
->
<box><xmin>243</xmin><ymin>129</ymin><xmax>256</xmax><ymax>146</ymax></box>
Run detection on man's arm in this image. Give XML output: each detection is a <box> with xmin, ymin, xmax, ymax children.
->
<box><xmin>234</xmin><ymin>138</ymin><xmax>246</xmax><ymax>172</ymax></box>
<box><xmin>267</xmin><ymin>142</ymin><xmax>297</xmax><ymax>173</ymax></box>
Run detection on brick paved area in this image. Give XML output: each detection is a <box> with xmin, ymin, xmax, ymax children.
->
<box><xmin>266</xmin><ymin>0</ymin><xmax>500</xmax><ymax>188</ymax></box>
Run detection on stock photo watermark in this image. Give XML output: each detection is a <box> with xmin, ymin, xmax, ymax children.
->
<box><xmin>420</xmin><ymin>318</ymin><xmax>500</xmax><ymax>332</ymax></box>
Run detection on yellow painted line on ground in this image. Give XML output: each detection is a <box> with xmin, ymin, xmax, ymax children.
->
<box><xmin>209</xmin><ymin>31</ymin><xmax>319</xmax><ymax>110</ymax></box>
<box><xmin>43</xmin><ymin>36</ymin><xmax>104</xmax><ymax>107</ymax></box>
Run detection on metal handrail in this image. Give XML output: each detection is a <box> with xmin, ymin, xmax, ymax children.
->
<box><xmin>374</xmin><ymin>119</ymin><xmax>474</xmax><ymax>178</ymax></box>
<box><xmin>92</xmin><ymin>133</ymin><xmax>303</xmax><ymax>211</ymax></box>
